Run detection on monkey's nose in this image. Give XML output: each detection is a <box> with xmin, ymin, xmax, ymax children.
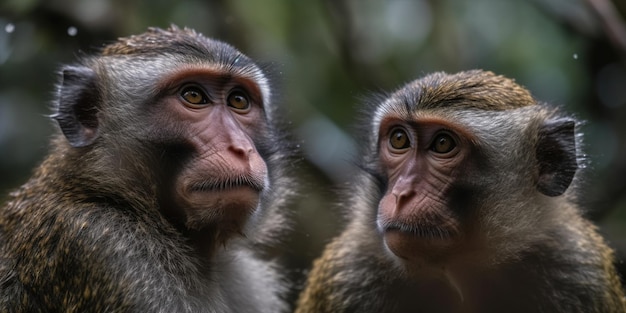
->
<box><xmin>391</xmin><ymin>174</ymin><xmax>418</xmax><ymax>208</ymax></box>
<box><xmin>228</xmin><ymin>143</ymin><xmax>254</xmax><ymax>159</ymax></box>
<box><xmin>393</xmin><ymin>188</ymin><xmax>416</xmax><ymax>208</ymax></box>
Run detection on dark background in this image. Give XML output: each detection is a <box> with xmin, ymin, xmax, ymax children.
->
<box><xmin>1</xmin><ymin>0</ymin><xmax>625</xmax><ymax>296</ymax></box>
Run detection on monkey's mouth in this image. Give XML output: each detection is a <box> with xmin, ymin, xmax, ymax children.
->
<box><xmin>180</xmin><ymin>174</ymin><xmax>266</xmax><ymax>231</ymax></box>
<box><xmin>382</xmin><ymin>222</ymin><xmax>456</xmax><ymax>241</ymax></box>
<box><xmin>189</xmin><ymin>175</ymin><xmax>265</xmax><ymax>193</ymax></box>
<box><xmin>180</xmin><ymin>174</ymin><xmax>266</xmax><ymax>214</ymax></box>
<box><xmin>379</xmin><ymin>220</ymin><xmax>461</xmax><ymax>261</ymax></box>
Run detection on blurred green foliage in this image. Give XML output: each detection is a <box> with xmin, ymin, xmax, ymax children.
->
<box><xmin>1</xmin><ymin>0</ymin><xmax>625</xmax><ymax>292</ymax></box>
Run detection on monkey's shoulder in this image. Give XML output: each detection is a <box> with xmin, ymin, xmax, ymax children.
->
<box><xmin>297</xmin><ymin>226</ymin><xmax>415</xmax><ymax>313</ymax></box>
<box><xmin>0</xmin><ymin>196</ymin><xmax>202</xmax><ymax>311</ymax></box>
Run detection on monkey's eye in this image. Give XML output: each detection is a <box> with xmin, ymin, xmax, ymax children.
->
<box><xmin>227</xmin><ymin>90</ymin><xmax>250</xmax><ymax>112</ymax></box>
<box><xmin>389</xmin><ymin>128</ymin><xmax>411</xmax><ymax>151</ymax></box>
<box><xmin>181</xmin><ymin>86</ymin><xmax>209</xmax><ymax>106</ymax></box>
<box><xmin>430</xmin><ymin>133</ymin><xmax>457</xmax><ymax>154</ymax></box>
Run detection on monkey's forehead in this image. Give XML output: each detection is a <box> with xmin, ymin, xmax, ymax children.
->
<box><xmin>101</xmin><ymin>26</ymin><xmax>252</xmax><ymax>66</ymax></box>
<box><xmin>388</xmin><ymin>70</ymin><xmax>536</xmax><ymax>112</ymax></box>
<box><xmin>368</xmin><ymin>70</ymin><xmax>544</xmax><ymax>147</ymax></box>
<box><xmin>92</xmin><ymin>26</ymin><xmax>272</xmax><ymax>110</ymax></box>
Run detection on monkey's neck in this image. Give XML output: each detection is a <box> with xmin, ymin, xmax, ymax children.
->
<box><xmin>184</xmin><ymin>226</ymin><xmax>245</xmax><ymax>261</ymax></box>
<box><xmin>401</xmin><ymin>252</ymin><xmax>578</xmax><ymax>313</ymax></box>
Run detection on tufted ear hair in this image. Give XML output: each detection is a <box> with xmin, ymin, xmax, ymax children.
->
<box><xmin>53</xmin><ymin>66</ymin><xmax>100</xmax><ymax>147</ymax></box>
<box><xmin>535</xmin><ymin>118</ymin><xmax>578</xmax><ymax>197</ymax></box>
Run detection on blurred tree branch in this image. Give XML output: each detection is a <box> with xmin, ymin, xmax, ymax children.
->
<box><xmin>322</xmin><ymin>0</ymin><xmax>385</xmax><ymax>89</ymax></box>
<box><xmin>585</xmin><ymin>0</ymin><xmax>626</xmax><ymax>56</ymax></box>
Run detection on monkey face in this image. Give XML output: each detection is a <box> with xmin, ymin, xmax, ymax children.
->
<box><xmin>170</xmin><ymin>80</ymin><xmax>268</xmax><ymax>230</ymax></box>
<box><xmin>144</xmin><ymin>67</ymin><xmax>273</xmax><ymax>239</ymax></box>
<box><xmin>376</xmin><ymin>114</ymin><xmax>472</xmax><ymax>264</ymax></box>
<box><xmin>367</xmin><ymin>70</ymin><xmax>580</xmax><ymax>269</ymax></box>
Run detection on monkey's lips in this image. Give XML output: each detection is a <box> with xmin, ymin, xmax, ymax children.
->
<box><xmin>380</xmin><ymin>221</ymin><xmax>460</xmax><ymax>261</ymax></box>
<box><xmin>189</xmin><ymin>175</ymin><xmax>265</xmax><ymax>193</ymax></box>
<box><xmin>188</xmin><ymin>183</ymin><xmax>262</xmax><ymax>206</ymax></box>
<box><xmin>179</xmin><ymin>174</ymin><xmax>266</xmax><ymax>225</ymax></box>
<box><xmin>185</xmin><ymin>175</ymin><xmax>265</xmax><ymax>207</ymax></box>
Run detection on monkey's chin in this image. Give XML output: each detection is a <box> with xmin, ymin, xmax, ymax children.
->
<box><xmin>383</xmin><ymin>228</ymin><xmax>459</xmax><ymax>264</ymax></box>
<box><xmin>182</xmin><ymin>186</ymin><xmax>261</xmax><ymax>232</ymax></box>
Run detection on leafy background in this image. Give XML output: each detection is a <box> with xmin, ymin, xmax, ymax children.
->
<box><xmin>1</xmin><ymin>0</ymin><xmax>625</xmax><ymax>299</ymax></box>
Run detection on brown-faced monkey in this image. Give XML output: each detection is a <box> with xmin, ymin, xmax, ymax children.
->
<box><xmin>295</xmin><ymin>70</ymin><xmax>626</xmax><ymax>313</ymax></box>
<box><xmin>0</xmin><ymin>26</ymin><xmax>297</xmax><ymax>312</ymax></box>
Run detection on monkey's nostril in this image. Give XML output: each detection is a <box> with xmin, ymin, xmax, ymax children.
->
<box><xmin>392</xmin><ymin>188</ymin><xmax>415</xmax><ymax>207</ymax></box>
<box><xmin>228</xmin><ymin>144</ymin><xmax>253</xmax><ymax>159</ymax></box>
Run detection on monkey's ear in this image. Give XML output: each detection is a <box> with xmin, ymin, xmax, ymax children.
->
<box><xmin>536</xmin><ymin>119</ymin><xmax>578</xmax><ymax>197</ymax></box>
<box><xmin>54</xmin><ymin>66</ymin><xmax>100</xmax><ymax>147</ymax></box>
